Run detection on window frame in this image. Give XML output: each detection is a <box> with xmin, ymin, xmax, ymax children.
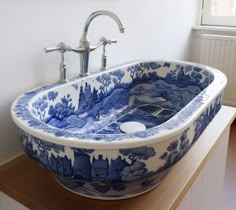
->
<box><xmin>202</xmin><ymin>0</ymin><xmax>236</xmax><ymax>27</ymax></box>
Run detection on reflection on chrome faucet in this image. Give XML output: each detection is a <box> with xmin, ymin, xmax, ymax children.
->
<box><xmin>44</xmin><ymin>10</ymin><xmax>125</xmax><ymax>82</ymax></box>
<box><xmin>71</xmin><ymin>10</ymin><xmax>125</xmax><ymax>76</ymax></box>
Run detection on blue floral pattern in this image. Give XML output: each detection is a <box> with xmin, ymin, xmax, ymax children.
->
<box><xmin>20</xmin><ymin>129</ymin><xmax>166</xmax><ymax>198</ymax></box>
<box><xmin>12</xmin><ymin>60</ymin><xmax>226</xmax><ymax>199</ymax></box>
<box><xmin>12</xmin><ymin>60</ymin><xmax>223</xmax><ymax>142</ymax></box>
<box><xmin>18</xmin><ymin>93</ymin><xmax>222</xmax><ymax>198</ymax></box>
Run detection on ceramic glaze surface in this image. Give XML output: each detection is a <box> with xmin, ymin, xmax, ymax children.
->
<box><xmin>11</xmin><ymin>60</ymin><xmax>226</xmax><ymax>199</ymax></box>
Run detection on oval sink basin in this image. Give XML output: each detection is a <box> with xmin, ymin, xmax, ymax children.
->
<box><xmin>11</xmin><ymin>60</ymin><xmax>226</xmax><ymax>200</ymax></box>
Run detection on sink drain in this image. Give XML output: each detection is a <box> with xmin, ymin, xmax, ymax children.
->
<box><xmin>120</xmin><ymin>121</ymin><xmax>146</xmax><ymax>133</ymax></box>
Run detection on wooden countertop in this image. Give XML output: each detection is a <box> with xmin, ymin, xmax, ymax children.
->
<box><xmin>1</xmin><ymin>106</ymin><xmax>236</xmax><ymax>210</ymax></box>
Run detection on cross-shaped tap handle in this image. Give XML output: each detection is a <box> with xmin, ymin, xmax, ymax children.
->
<box><xmin>44</xmin><ymin>42</ymin><xmax>71</xmax><ymax>83</ymax></box>
<box><xmin>99</xmin><ymin>37</ymin><xmax>117</xmax><ymax>71</ymax></box>
<box><xmin>99</xmin><ymin>37</ymin><xmax>117</xmax><ymax>46</ymax></box>
<box><xmin>44</xmin><ymin>42</ymin><xmax>71</xmax><ymax>54</ymax></box>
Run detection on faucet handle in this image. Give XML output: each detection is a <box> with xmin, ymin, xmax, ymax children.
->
<box><xmin>44</xmin><ymin>42</ymin><xmax>71</xmax><ymax>83</ymax></box>
<box><xmin>108</xmin><ymin>39</ymin><xmax>117</xmax><ymax>44</ymax></box>
<box><xmin>99</xmin><ymin>37</ymin><xmax>117</xmax><ymax>46</ymax></box>
<box><xmin>100</xmin><ymin>37</ymin><xmax>117</xmax><ymax>71</ymax></box>
<box><xmin>44</xmin><ymin>42</ymin><xmax>71</xmax><ymax>54</ymax></box>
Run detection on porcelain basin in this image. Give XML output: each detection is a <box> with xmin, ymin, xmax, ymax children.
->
<box><xmin>11</xmin><ymin>60</ymin><xmax>226</xmax><ymax>200</ymax></box>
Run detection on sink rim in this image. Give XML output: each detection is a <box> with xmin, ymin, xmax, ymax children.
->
<box><xmin>11</xmin><ymin>59</ymin><xmax>227</xmax><ymax>149</ymax></box>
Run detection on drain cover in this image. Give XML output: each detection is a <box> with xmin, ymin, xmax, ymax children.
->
<box><xmin>120</xmin><ymin>121</ymin><xmax>146</xmax><ymax>133</ymax></box>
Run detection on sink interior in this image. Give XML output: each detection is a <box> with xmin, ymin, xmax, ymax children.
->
<box><xmin>93</xmin><ymin>81</ymin><xmax>200</xmax><ymax>134</ymax></box>
<box><xmin>30</xmin><ymin>62</ymin><xmax>213</xmax><ymax>135</ymax></box>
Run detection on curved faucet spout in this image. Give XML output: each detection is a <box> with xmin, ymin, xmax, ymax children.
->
<box><xmin>77</xmin><ymin>10</ymin><xmax>125</xmax><ymax>76</ymax></box>
<box><xmin>81</xmin><ymin>10</ymin><xmax>125</xmax><ymax>40</ymax></box>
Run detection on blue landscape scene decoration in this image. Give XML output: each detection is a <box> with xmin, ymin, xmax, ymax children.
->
<box><xmin>14</xmin><ymin>60</ymin><xmax>224</xmax><ymax>198</ymax></box>
<box><xmin>29</xmin><ymin>61</ymin><xmax>213</xmax><ymax>139</ymax></box>
<box><xmin>20</xmin><ymin>92</ymin><xmax>221</xmax><ymax>198</ymax></box>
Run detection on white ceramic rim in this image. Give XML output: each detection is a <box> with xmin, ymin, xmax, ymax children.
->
<box><xmin>11</xmin><ymin>59</ymin><xmax>227</xmax><ymax>149</ymax></box>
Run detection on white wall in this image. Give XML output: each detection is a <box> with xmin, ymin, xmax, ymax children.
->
<box><xmin>0</xmin><ymin>0</ymin><xmax>200</xmax><ymax>164</ymax></box>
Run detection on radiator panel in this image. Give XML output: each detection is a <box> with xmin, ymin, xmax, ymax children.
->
<box><xmin>198</xmin><ymin>34</ymin><xmax>236</xmax><ymax>107</ymax></box>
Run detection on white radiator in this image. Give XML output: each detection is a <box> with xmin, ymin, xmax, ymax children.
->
<box><xmin>195</xmin><ymin>34</ymin><xmax>236</xmax><ymax>107</ymax></box>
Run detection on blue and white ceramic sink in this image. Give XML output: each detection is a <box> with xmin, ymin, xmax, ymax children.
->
<box><xmin>11</xmin><ymin>60</ymin><xmax>226</xmax><ymax>200</ymax></box>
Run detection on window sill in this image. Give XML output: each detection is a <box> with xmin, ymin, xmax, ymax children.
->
<box><xmin>192</xmin><ymin>25</ymin><xmax>236</xmax><ymax>33</ymax></box>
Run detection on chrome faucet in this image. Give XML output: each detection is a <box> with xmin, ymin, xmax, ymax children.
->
<box><xmin>44</xmin><ymin>42</ymin><xmax>71</xmax><ymax>83</ymax></box>
<box><xmin>44</xmin><ymin>10</ymin><xmax>124</xmax><ymax>82</ymax></box>
<box><xmin>71</xmin><ymin>10</ymin><xmax>125</xmax><ymax>76</ymax></box>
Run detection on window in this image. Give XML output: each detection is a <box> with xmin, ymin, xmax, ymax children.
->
<box><xmin>202</xmin><ymin>0</ymin><xmax>236</xmax><ymax>26</ymax></box>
